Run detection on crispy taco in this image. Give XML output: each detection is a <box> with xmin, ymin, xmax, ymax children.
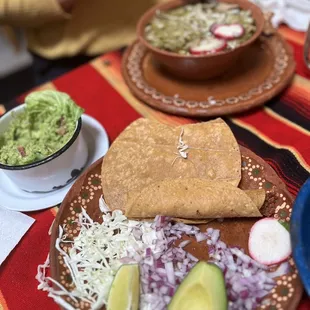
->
<box><xmin>102</xmin><ymin>118</ymin><xmax>242</xmax><ymax>213</ymax></box>
<box><xmin>124</xmin><ymin>179</ymin><xmax>265</xmax><ymax>219</ymax></box>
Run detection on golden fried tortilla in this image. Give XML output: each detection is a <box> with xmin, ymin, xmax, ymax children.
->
<box><xmin>170</xmin><ymin>188</ymin><xmax>265</xmax><ymax>223</ymax></box>
<box><xmin>125</xmin><ymin>179</ymin><xmax>265</xmax><ymax>219</ymax></box>
<box><xmin>101</xmin><ymin>118</ymin><xmax>241</xmax><ymax>212</ymax></box>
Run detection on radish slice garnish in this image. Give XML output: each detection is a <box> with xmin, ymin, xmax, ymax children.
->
<box><xmin>211</xmin><ymin>23</ymin><xmax>245</xmax><ymax>40</ymax></box>
<box><xmin>189</xmin><ymin>38</ymin><xmax>227</xmax><ymax>55</ymax></box>
<box><xmin>248</xmin><ymin>218</ymin><xmax>292</xmax><ymax>266</ymax></box>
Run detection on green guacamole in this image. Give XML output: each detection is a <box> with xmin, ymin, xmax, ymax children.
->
<box><xmin>0</xmin><ymin>90</ymin><xmax>84</xmax><ymax>166</ymax></box>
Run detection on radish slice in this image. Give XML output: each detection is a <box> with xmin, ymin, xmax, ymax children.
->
<box><xmin>189</xmin><ymin>38</ymin><xmax>227</xmax><ymax>55</ymax></box>
<box><xmin>211</xmin><ymin>23</ymin><xmax>245</xmax><ymax>40</ymax></box>
<box><xmin>248</xmin><ymin>218</ymin><xmax>292</xmax><ymax>266</ymax></box>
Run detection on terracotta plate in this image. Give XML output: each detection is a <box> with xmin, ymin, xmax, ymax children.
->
<box><xmin>122</xmin><ymin>34</ymin><xmax>295</xmax><ymax>117</ymax></box>
<box><xmin>50</xmin><ymin>146</ymin><xmax>303</xmax><ymax>310</ymax></box>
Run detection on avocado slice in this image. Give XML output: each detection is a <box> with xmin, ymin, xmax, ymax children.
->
<box><xmin>168</xmin><ymin>261</ymin><xmax>227</xmax><ymax>310</ymax></box>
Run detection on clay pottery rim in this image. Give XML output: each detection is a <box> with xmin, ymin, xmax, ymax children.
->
<box><xmin>137</xmin><ymin>0</ymin><xmax>265</xmax><ymax>60</ymax></box>
<box><xmin>50</xmin><ymin>146</ymin><xmax>303</xmax><ymax>310</ymax></box>
<box><xmin>122</xmin><ymin>35</ymin><xmax>296</xmax><ymax>118</ymax></box>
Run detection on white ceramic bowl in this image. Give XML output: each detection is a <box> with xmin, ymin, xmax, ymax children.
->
<box><xmin>0</xmin><ymin>104</ymin><xmax>88</xmax><ymax>193</ymax></box>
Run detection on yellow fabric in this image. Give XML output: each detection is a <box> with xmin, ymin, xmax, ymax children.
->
<box><xmin>0</xmin><ymin>0</ymin><xmax>165</xmax><ymax>59</ymax></box>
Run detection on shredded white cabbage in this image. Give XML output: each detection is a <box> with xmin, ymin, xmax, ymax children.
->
<box><xmin>99</xmin><ymin>195</ymin><xmax>110</xmax><ymax>213</ymax></box>
<box><xmin>36</xmin><ymin>255</ymin><xmax>77</xmax><ymax>310</ymax></box>
<box><xmin>37</xmin><ymin>204</ymin><xmax>160</xmax><ymax>310</ymax></box>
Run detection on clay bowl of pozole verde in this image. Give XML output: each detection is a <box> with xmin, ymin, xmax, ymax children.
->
<box><xmin>0</xmin><ymin>91</ymin><xmax>88</xmax><ymax>193</ymax></box>
<box><xmin>137</xmin><ymin>0</ymin><xmax>265</xmax><ymax>80</ymax></box>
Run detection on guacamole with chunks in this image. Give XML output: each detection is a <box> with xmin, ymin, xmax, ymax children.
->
<box><xmin>0</xmin><ymin>90</ymin><xmax>84</xmax><ymax>166</ymax></box>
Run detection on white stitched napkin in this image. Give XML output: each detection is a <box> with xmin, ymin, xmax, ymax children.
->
<box><xmin>0</xmin><ymin>207</ymin><xmax>35</xmax><ymax>266</ymax></box>
<box><xmin>251</xmin><ymin>0</ymin><xmax>310</xmax><ymax>32</ymax></box>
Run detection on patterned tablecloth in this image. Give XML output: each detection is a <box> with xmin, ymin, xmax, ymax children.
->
<box><xmin>0</xmin><ymin>25</ymin><xmax>309</xmax><ymax>310</ymax></box>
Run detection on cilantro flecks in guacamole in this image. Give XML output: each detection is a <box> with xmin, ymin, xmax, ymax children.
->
<box><xmin>0</xmin><ymin>90</ymin><xmax>84</xmax><ymax>166</ymax></box>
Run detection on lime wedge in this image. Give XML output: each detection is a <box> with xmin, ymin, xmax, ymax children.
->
<box><xmin>107</xmin><ymin>264</ymin><xmax>140</xmax><ymax>310</ymax></box>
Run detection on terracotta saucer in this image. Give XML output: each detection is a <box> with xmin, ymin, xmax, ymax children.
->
<box><xmin>50</xmin><ymin>146</ymin><xmax>303</xmax><ymax>310</ymax></box>
<box><xmin>122</xmin><ymin>34</ymin><xmax>295</xmax><ymax>118</ymax></box>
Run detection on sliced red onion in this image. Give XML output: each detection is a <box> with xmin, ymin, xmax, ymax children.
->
<box><xmin>207</xmin><ymin>227</ymin><xmax>214</xmax><ymax>234</ymax></box>
<box><xmin>159</xmin><ymin>286</ymin><xmax>169</xmax><ymax>295</ymax></box>
<box><xmin>145</xmin><ymin>248</ymin><xmax>152</xmax><ymax>257</ymax></box>
<box><xmin>207</xmin><ymin>229</ymin><xmax>279</xmax><ymax>310</ymax></box>
<box><xmin>137</xmin><ymin>218</ymin><xmax>286</xmax><ymax>310</ymax></box>
<box><xmin>139</xmin><ymin>219</ymin><xmax>199</xmax><ymax>310</ymax></box>
<box><xmin>150</xmin><ymin>282</ymin><xmax>157</xmax><ymax>289</ymax></box>
<box><xmin>133</xmin><ymin>228</ymin><xmax>143</xmax><ymax>240</ymax></box>
<box><xmin>163</xmin><ymin>295</ymin><xmax>171</xmax><ymax>304</ymax></box>
<box><xmin>195</xmin><ymin>232</ymin><xmax>208</xmax><ymax>242</ymax></box>
<box><xmin>165</xmin><ymin>262</ymin><xmax>175</xmax><ymax>285</ymax></box>
<box><xmin>152</xmin><ymin>215</ymin><xmax>170</xmax><ymax>229</ymax></box>
<box><xmin>178</xmin><ymin>240</ymin><xmax>191</xmax><ymax>248</ymax></box>
<box><xmin>186</xmin><ymin>252</ymin><xmax>198</xmax><ymax>262</ymax></box>
<box><xmin>144</xmin><ymin>256</ymin><xmax>154</xmax><ymax>266</ymax></box>
<box><xmin>211</xmin><ymin>229</ymin><xmax>220</xmax><ymax>244</ymax></box>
